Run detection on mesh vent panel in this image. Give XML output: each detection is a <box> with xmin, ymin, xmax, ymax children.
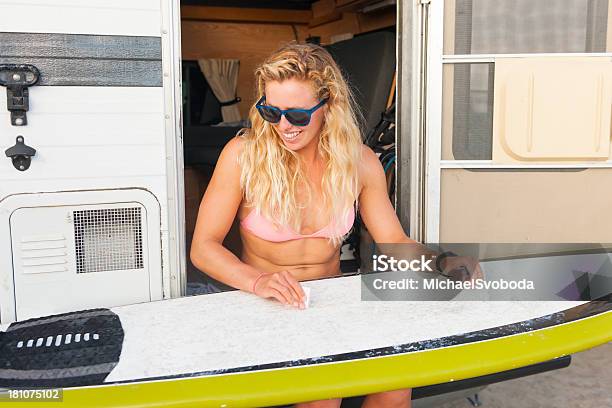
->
<box><xmin>73</xmin><ymin>208</ymin><xmax>144</xmax><ymax>273</ymax></box>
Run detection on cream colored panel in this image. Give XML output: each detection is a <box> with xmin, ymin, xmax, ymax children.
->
<box><xmin>493</xmin><ymin>57</ymin><xmax>612</xmax><ymax>163</ymax></box>
<box><xmin>439</xmin><ymin>168</ymin><xmax>612</xmax><ymax>243</ymax></box>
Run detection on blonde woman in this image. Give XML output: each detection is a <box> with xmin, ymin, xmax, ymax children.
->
<box><xmin>191</xmin><ymin>43</ymin><xmax>477</xmax><ymax>408</ymax></box>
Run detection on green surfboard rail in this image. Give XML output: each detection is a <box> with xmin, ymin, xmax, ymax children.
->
<box><xmin>9</xmin><ymin>311</ymin><xmax>612</xmax><ymax>408</ymax></box>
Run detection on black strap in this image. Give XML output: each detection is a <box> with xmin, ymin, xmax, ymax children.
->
<box><xmin>219</xmin><ymin>96</ymin><xmax>241</xmax><ymax>107</ymax></box>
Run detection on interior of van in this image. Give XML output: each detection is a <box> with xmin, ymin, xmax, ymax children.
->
<box><xmin>181</xmin><ymin>0</ymin><xmax>398</xmax><ymax>295</ymax></box>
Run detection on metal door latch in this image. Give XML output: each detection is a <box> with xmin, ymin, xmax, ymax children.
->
<box><xmin>5</xmin><ymin>136</ymin><xmax>36</xmax><ymax>171</ymax></box>
<box><xmin>0</xmin><ymin>64</ymin><xmax>40</xmax><ymax>126</ymax></box>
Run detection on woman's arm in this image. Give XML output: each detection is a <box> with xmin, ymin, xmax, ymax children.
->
<box><xmin>357</xmin><ymin>145</ymin><xmax>483</xmax><ymax>278</ymax></box>
<box><xmin>190</xmin><ymin>137</ymin><xmax>261</xmax><ymax>291</ymax></box>
<box><xmin>190</xmin><ymin>137</ymin><xmax>306</xmax><ymax>306</ymax></box>
<box><xmin>357</xmin><ymin>146</ymin><xmax>440</xmax><ymax>262</ymax></box>
<box><xmin>357</xmin><ymin>146</ymin><xmax>418</xmax><ymax>245</ymax></box>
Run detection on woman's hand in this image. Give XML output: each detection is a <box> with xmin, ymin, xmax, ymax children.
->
<box><xmin>440</xmin><ymin>256</ymin><xmax>485</xmax><ymax>282</ymax></box>
<box><xmin>252</xmin><ymin>270</ymin><xmax>307</xmax><ymax>309</ymax></box>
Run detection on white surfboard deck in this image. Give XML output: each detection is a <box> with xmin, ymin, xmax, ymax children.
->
<box><xmin>103</xmin><ymin>274</ymin><xmax>585</xmax><ymax>382</ymax></box>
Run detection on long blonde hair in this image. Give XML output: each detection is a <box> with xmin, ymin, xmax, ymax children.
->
<box><xmin>238</xmin><ymin>43</ymin><xmax>362</xmax><ymax>245</ymax></box>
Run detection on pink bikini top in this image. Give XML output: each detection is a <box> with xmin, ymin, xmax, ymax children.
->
<box><xmin>240</xmin><ymin>206</ymin><xmax>355</xmax><ymax>242</ymax></box>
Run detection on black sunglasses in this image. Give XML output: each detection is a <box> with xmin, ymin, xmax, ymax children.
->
<box><xmin>255</xmin><ymin>96</ymin><xmax>328</xmax><ymax>127</ymax></box>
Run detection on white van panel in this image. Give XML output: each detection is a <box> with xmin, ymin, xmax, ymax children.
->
<box><xmin>0</xmin><ymin>0</ymin><xmax>183</xmax><ymax>322</ymax></box>
<box><xmin>0</xmin><ymin>0</ymin><xmax>161</xmax><ymax>37</ymax></box>
<box><xmin>0</xmin><ymin>87</ymin><xmax>166</xmax><ymax>195</ymax></box>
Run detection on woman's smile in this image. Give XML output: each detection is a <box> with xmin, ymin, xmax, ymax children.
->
<box><xmin>281</xmin><ymin>129</ymin><xmax>302</xmax><ymax>143</ymax></box>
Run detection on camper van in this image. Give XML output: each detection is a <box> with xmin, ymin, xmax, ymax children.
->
<box><xmin>0</xmin><ymin>0</ymin><xmax>610</xmax><ymax>407</ymax></box>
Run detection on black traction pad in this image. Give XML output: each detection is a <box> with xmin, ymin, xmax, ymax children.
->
<box><xmin>0</xmin><ymin>308</ymin><xmax>123</xmax><ymax>388</ymax></box>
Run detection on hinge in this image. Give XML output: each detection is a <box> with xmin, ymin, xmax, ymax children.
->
<box><xmin>0</xmin><ymin>64</ymin><xmax>40</xmax><ymax>126</ymax></box>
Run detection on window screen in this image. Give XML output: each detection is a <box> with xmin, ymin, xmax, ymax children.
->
<box><xmin>445</xmin><ymin>0</ymin><xmax>609</xmax><ymax>54</ymax></box>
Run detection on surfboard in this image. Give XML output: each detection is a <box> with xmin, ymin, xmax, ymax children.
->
<box><xmin>1</xmin><ymin>270</ymin><xmax>610</xmax><ymax>408</ymax></box>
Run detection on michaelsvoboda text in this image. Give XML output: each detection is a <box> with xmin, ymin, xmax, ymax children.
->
<box><xmin>372</xmin><ymin>277</ymin><xmax>535</xmax><ymax>290</ymax></box>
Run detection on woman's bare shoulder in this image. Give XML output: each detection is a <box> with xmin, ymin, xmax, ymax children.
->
<box><xmin>222</xmin><ymin>134</ymin><xmax>246</xmax><ymax>156</ymax></box>
<box><xmin>359</xmin><ymin>144</ymin><xmax>380</xmax><ymax>166</ymax></box>
<box><xmin>218</xmin><ymin>134</ymin><xmax>246</xmax><ymax>165</ymax></box>
<box><xmin>213</xmin><ymin>136</ymin><xmax>246</xmax><ymax>184</ymax></box>
<box><xmin>358</xmin><ymin>144</ymin><xmax>384</xmax><ymax>186</ymax></box>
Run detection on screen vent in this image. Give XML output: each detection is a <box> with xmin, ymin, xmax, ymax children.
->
<box><xmin>73</xmin><ymin>207</ymin><xmax>144</xmax><ymax>273</ymax></box>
